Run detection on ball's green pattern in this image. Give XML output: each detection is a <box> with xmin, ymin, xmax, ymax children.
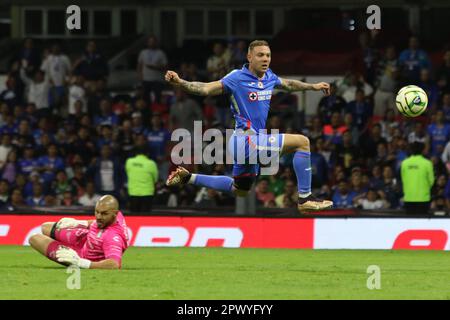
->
<box><xmin>395</xmin><ymin>85</ymin><xmax>428</xmax><ymax>117</ymax></box>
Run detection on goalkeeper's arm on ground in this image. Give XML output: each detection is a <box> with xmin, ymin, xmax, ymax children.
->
<box><xmin>56</xmin><ymin>247</ymin><xmax>119</xmax><ymax>269</ymax></box>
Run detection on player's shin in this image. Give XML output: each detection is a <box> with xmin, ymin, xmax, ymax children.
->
<box><xmin>293</xmin><ymin>151</ymin><xmax>312</xmax><ymax>198</ymax></box>
<box><xmin>190</xmin><ymin>174</ymin><xmax>234</xmax><ymax>193</ymax></box>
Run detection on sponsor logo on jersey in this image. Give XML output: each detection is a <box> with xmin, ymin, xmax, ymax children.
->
<box><xmin>248</xmin><ymin>90</ymin><xmax>272</xmax><ymax>102</ymax></box>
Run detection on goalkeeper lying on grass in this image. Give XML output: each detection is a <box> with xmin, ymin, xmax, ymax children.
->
<box><xmin>29</xmin><ymin>195</ymin><xmax>129</xmax><ymax>269</ymax></box>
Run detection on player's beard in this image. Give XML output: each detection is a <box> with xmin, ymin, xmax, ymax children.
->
<box><xmin>96</xmin><ymin>220</ymin><xmax>106</xmax><ymax>229</ymax></box>
<box><xmin>97</xmin><ymin>216</ymin><xmax>116</xmax><ymax>229</ymax></box>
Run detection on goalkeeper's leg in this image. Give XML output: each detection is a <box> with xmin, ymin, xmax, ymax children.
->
<box><xmin>42</xmin><ymin>221</ymin><xmax>89</xmax><ymax>246</ymax></box>
<box><xmin>28</xmin><ymin>234</ymin><xmax>54</xmax><ymax>256</ymax></box>
<box><xmin>41</xmin><ymin>222</ymin><xmax>55</xmax><ymax>237</ymax></box>
<box><xmin>42</xmin><ymin>219</ymin><xmax>89</xmax><ymax>239</ymax></box>
<box><xmin>29</xmin><ymin>234</ymin><xmax>79</xmax><ymax>266</ymax></box>
<box><xmin>29</xmin><ymin>222</ymin><xmax>88</xmax><ymax>265</ymax></box>
<box><xmin>28</xmin><ymin>222</ymin><xmax>60</xmax><ymax>257</ymax></box>
<box><xmin>29</xmin><ymin>221</ymin><xmax>59</xmax><ymax>256</ymax></box>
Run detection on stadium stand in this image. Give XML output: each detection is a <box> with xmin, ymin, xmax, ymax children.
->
<box><xmin>0</xmin><ymin>25</ymin><xmax>449</xmax><ymax>215</ymax></box>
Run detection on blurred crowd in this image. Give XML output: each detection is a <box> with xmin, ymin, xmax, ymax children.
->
<box><xmin>264</xmin><ymin>33</ymin><xmax>450</xmax><ymax>212</ymax></box>
<box><xmin>0</xmin><ymin>33</ymin><xmax>449</xmax><ymax>212</ymax></box>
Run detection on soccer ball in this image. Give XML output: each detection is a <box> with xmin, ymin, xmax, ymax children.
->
<box><xmin>395</xmin><ymin>85</ymin><xmax>428</xmax><ymax>117</ymax></box>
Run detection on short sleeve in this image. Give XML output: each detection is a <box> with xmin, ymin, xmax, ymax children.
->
<box><xmin>221</xmin><ymin>70</ymin><xmax>239</xmax><ymax>94</ymax></box>
<box><xmin>103</xmin><ymin>233</ymin><xmax>125</xmax><ymax>267</ymax></box>
<box><xmin>274</xmin><ymin>73</ymin><xmax>282</xmax><ymax>87</ymax></box>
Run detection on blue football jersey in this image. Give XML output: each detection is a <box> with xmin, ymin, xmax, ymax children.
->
<box><xmin>221</xmin><ymin>64</ymin><xmax>281</xmax><ymax>131</ymax></box>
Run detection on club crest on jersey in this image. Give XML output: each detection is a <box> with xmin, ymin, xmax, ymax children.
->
<box><xmin>97</xmin><ymin>230</ymin><xmax>104</xmax><ymax>238</ymax></box>
<box><xmin>248</xmin><ymin>91</ymin><xmax>258</xmax><ymax>101</ymax></box>
<box><xmin>258</xmin><ymin>81</ymin><xmax>264</xmax><ymax>89</ymax></box>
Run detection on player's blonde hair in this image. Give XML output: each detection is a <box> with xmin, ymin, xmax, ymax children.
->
<box><xmin>248</xmin><ymin>40</ymin><xmax>270</xmax><ymax>53</ymax></box>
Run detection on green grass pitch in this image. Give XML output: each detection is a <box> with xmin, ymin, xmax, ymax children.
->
<box><xmin>1</xmin><ymin>246</ymin><xmax>449</xmax><ymax>299</ymax></box>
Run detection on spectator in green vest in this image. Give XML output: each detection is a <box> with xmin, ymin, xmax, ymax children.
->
<box><xmin>401</xmin><ymin>142</ymin><xmax>435</xmax><ymax>215</ymax></box>
<box><xmin>125</xmin><ymin>145</ymin><xmax>158</xmax><ymax>213</ymax></box>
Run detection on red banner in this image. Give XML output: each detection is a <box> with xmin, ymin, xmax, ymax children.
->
<box><xmin>0</xmin><ymin>215</ymin><xmax>315</xmax><ymax>249</ymax></box>
<box><xmin>4</xmin><ymin>215</ymin><xmax>450</xmax><ymax>250</ymax></box>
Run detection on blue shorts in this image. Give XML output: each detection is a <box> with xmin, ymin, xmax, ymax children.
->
<box><xmin>228</xmin><ymin>129</ymin><xmax>284</xmax><ymax>177</ymax></box>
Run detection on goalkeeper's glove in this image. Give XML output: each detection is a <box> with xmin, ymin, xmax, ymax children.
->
<box><xmin>56</xmin><ymin>218</ymin><xmax>89</xmax><ymax>230</ymax></box>
<box><xmin>56</xmin><ymin>247</ymin><xmax>91</xmax><ymax>269</ymax></box>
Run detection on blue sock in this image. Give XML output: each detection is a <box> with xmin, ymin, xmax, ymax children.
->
<box><xmin>293</xmin><ymin>151</ymin><xmax>312</xmax><ymax>195</ymax></box>
<box><xmin>193</xmin><ymin>174</ymin><xmax>234</xmax><ymax>193</ymax></box>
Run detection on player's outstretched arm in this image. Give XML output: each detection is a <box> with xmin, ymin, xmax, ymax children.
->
<box><xmin>277</xmin><ymin>78</ymin><xmax>331</xmax><ymax>96</ymax></box>
<box><xmin>56</xmin><ymin>247</ymin><xmax>120</xmax><ymax>269</ymax></box>
<box><xmin>89</xmin><ymin>259</ymin><xmax>120</xmax><ymax>269</ymax></box>
<box><xmin>165</xmin><ymin>70</ymin><xmax>223</xmax><ymax>96</ymax></box>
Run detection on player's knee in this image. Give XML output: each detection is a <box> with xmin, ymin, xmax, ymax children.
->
<box><xmin>296</xmin><ymin>135</ymin><xmax>310</xmax><ymax>151</ymax></box>
<box><xmin>41</xmin><ymin>222</ymin><xmax>54</xmax><ymax>236</ymax></box>
<box><xmin>232</xmin><ymin>176</ymin><xmax>255</xmax><ymax>196</ymax></box>
<box><xmin>28</xmin><ymin>234</ymin><xmax>38</xmax><ymax>247</ymax></box>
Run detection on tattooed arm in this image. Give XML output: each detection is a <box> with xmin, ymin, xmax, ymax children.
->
<box><xmin>277</xmin><ymin>78</ymin><xmax>331</xmax><ymax>95</ymax></box>
<box><xmin>165</xmin><ymin>70</ymin><xmax>223</xmax><ymax>96</ymax></box>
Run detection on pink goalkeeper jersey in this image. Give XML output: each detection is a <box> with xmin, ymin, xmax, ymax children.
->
<box><xmin>80</xmin><ymin>211</ymin><xmax>129</xmax><ymax>267</ymax></box>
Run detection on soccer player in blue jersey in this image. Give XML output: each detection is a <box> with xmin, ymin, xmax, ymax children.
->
<box><xmin>165</xmin><ymin>40</ymin><xmax>333</xmax><ymax>212</ymax></box>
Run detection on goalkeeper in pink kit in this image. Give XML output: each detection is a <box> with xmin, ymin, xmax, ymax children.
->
<box><xmin>29</xmin><ymin>195</ymin><xmax>128</xmax><ymax>269</ymax></box>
